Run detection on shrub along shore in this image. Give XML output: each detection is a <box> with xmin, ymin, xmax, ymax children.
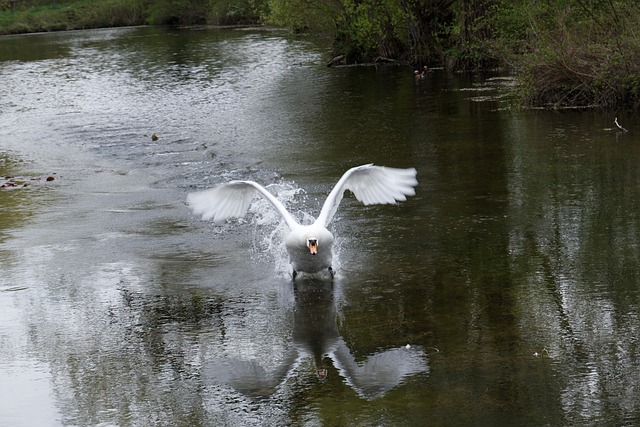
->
<box><xmin>2</xmin><ymin>0</ymin><xmax>640</xmax><ymax>110</ymax></box>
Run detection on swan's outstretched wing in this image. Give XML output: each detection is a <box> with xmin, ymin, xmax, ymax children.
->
<box><xmin>331</xmin><ymin>339</ymin><xmax>429</xmax><ymax>399</ymax></box>
<box><xmin>187</xmin><ymin>181</ymin><xmax>299</xmax><ymax>229</ymax></box>
<box><xmin>204</xmin><ymin>351</ymin><xmax>300</xmax><ymax>398</ymax></box>
<box><xmin>316</xmin><ymin>164</ymin><xmax>418</xmax><ymax>227</ymax></box>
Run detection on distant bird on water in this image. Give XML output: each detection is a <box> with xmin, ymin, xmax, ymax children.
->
<box><xmin>414</xmin><ymin>66</ymin><xmax>431</xmax><ymax>79</ymax></box>
<box><xmin>187</xmin><ymin>164</ymin><xmax>418</xmax><ymax>279</ymax></box>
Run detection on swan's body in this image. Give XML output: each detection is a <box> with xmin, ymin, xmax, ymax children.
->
<box><xmin>187</xmin><ymin>164</ymin><xmax>418</xmax><ymax>278</ymax></box>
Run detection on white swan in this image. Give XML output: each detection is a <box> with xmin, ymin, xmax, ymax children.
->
<box><xmin>187</xmin><ymin>164</ymin><xmax>418</xmax><ymax>278</ymax></box>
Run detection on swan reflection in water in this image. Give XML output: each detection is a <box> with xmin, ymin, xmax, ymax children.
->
<box><xmin>206</xmin><ymin>279</ymin><xmax>429</xmax><ymax>399</ymax></box>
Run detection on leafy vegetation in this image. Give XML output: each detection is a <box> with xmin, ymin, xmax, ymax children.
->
<box><xmin>1</xmin><ymin>0</ymin><xmax>639</xmax><ymax>108</ymax></box>
<box><xmin>501</xmin><ymin>0</ymin><xmax>640</xmax><ymax>109</ymax></box>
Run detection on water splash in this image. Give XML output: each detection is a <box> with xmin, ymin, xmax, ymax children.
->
<box><xmin>245</xmin><ymin>181</ymin><xmax>343</xmax><ymax>278</ymax></box>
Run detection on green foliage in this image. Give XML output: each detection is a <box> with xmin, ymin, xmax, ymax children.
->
<box><xmin>208</xmin><ymin>0</ymin><xmax>264</xmax><ymax>25</ymax></box>
<box><xmin>147</xmin><ymin>0</ymin><xmax>208</xmax><ymax>25</ymax></box>
<box><xmin>508</xmin><ymin>0</ymin><xmax>640</xmax><ymax>108</ymax></box>
<box><xmin>73</xmin><ymin>0</ymin><xmax>150</xmax><ymax>27</ymax></box>
<box><xmin>0</xmin><ymin>0</ymin><xmax>266</xmax><ymax>34</ymax></box>
<box><xmin>0</xmin><ymin>0</ymin><xmax>146</xmax><ymax>33</ymax></box>
<box><xmin>264</xmin><ymin>0</ymin><xmax>340</xmax><ymax>32</ymax></box>
<box><xmin>341</xmin><ymin>0</ymin><xmax>408</xmax><ymax>59</ymax></box>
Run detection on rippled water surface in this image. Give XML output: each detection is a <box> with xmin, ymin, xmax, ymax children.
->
<box><xmin>1</xmin><ymin>27</ymin><xmax>640</xmax><ymax>426</ymax></box>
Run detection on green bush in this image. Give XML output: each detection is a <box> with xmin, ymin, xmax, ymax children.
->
<box><xmin>511</xmin><ymin>0</ymin><xmax>640</xmax><ymax>108</ymax></box>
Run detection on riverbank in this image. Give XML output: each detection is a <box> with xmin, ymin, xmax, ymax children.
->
<box><xmin>0</xmin><ymin>0</ymin><xmax>260</xmax><ymax>35</ymax></box>
<box><xmin>0</xmin><ymin>1</ymin><xmax>143</xmax><ymax>34</ymax></box>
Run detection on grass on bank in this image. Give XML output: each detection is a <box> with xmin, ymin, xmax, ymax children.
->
<box><xmin>0</xmin><ymin>0</ymin><xmax>146</xmax><ymax>34</ymax></box>
<box><xmin>0</xmin><ymin>0</ymin><xmax>259</xmax><ymax>35</ymax></box>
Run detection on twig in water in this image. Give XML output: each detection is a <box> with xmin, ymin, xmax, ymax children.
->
<box><xmin>614</xmin><ymin>117</ymin><xmax>628</xmax><ymax>132</ymax></box>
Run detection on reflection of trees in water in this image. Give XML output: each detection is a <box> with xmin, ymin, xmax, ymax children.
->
<box><xmin>23</xmin><ymin>256</ymin><xmax>426</xmax><ymax>426</ymax></box>
<box><xmin>45</xmin><ymin>282</ymin><xmax>224</xmax><ymax>425</ymax></box>
<box><xmin>408</xmin><ymin>112</ymin><xmax>640</xmax><ymax>424</ymax></box>
<box><xmin>506</xmin><ymin>119</ymin><xmax>640</xmax><ymax>424</ymax></box>
<box><xmin>0</xmin><ymin>153</ymin><xmax>41</xmax><ymax>246</ymax></box>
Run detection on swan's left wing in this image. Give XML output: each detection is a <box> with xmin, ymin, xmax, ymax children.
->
<box><xmin>204</xmin><ymin>350</ymin><xmax>301</xmax><ymax>398</ymax></box>
<box><xmin>330</xmin><ymin>339</ymin><xmax>429</xmax><ymax>399</ymax></box>
<box><xmin>316</xmin><ymin>164</ymin><xmax>418</xmax><ymax>227</ymax></box>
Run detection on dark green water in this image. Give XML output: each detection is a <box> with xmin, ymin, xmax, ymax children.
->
<box><xmin>1</xmin><ymin>26</ymin><xmax>639</xmax><ymax>426</ymax></box>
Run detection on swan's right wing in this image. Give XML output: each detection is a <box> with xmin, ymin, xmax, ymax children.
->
<box><xmin>187</xmin><ymin>181</ymin><xmax>298</xmax><ymax>229</ymax></box>
<box><xmin>316</xmin><ymin>164</ymin><xmax>418</xmax><ymax>227</ymax></box>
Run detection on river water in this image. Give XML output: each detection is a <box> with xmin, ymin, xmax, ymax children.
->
<box><xmin>1</xmin><ymin>26</ymin><xmax>639</xmax><ymax>426</ymax></box>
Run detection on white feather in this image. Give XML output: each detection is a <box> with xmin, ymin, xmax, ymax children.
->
<box><xmin>316</xmin><ymin>164</ymin><xmax>418</xmax><ymax>226</ymax></box>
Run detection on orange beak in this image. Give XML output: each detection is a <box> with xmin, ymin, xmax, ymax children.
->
<box><xmin>308</xmin><ymin>240</ymin><xmax>318</xmax><ymax>255</ymax></box>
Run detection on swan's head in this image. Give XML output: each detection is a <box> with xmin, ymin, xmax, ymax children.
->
<box><xmin>306</xmin><ymin>237</ymin><xmax>318</xmax><ymax>255</ymax></box>
<box><xmin>317</xmin><ymin>367</ymin><xmax>328</xmax><ymax>380</ymax></box>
